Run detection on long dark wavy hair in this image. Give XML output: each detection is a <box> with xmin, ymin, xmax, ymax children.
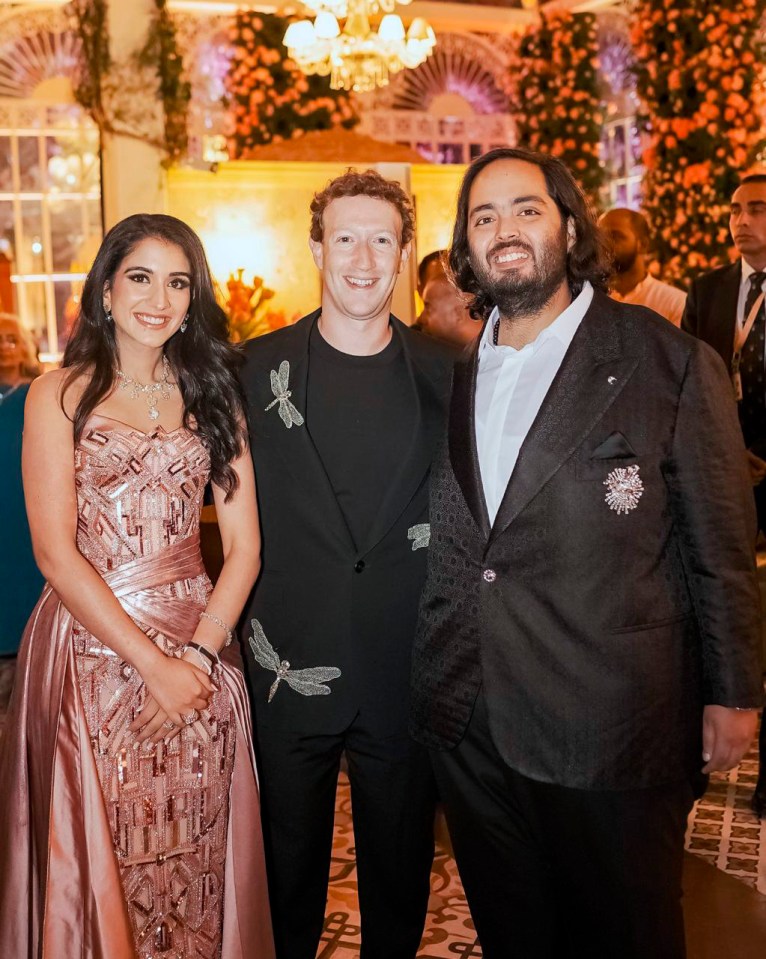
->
<box><xmin>62</xmin><ymin>214</ymin><xmax>246</xmax><ymax>499</ymax></box>
<box><xmin>448</xmin><ymin>147</ymin><xmax>611</xmax><ymax>322</ymax></box>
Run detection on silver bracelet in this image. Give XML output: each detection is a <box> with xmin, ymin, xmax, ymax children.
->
<box><xmin>200</xmin><ymin>610</ymin><xmax>233</xmax><ymax>646</ymax></box>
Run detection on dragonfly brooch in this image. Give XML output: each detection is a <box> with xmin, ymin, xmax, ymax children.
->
<box><xmin>265</xmin><ymin>360</ymin><xmax>304</xmax><ymax>429</ymax></box>
<box><xmin>249</xmin><ymin>619</ymin><xmax>341</xmax><ymax>703</ymax></box>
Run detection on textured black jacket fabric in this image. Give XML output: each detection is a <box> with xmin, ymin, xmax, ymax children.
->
<box><xmin>411</xmin><ymin>291</ymin><xmax>763</xmax><ymax>791</ymax></box>
<box><xmin>681</xmin><ymin>260</ymin><xmax>741</xmax><ymax>369</ymax></box>
<box><xmin>242</xmin><ymin>310</ymin><xmax>455</xmax><ymax>735</ymax></box>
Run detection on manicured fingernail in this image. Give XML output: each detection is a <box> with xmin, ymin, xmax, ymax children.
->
<box><xmin>702</xmin><ymin>752</ymin><xmax>711</xmax><ymax>762</ymax></box>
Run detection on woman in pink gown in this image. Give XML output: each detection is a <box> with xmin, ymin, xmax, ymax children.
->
<box><xmin>0</xmin><ymin>214</ymin><xmax>274</xmax><ymax>958</ymax></box>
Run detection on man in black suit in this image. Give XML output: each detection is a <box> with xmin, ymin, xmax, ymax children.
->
<box><xmin>682</xmin><ymin>172</ymin><xmax>766</xmax><ymax>818</ymax></box>
<box><xmin>411</xmin><ymin>148</ymin><xmax>763</xmax><ymax>959</ymax></box>
<box><xmin>241</xmin><ymin>170</ymin><xmax>455</xmax><ymax>959</ymax></box>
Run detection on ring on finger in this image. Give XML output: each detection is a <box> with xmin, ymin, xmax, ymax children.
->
<box><xmin>163</xmin><ymin>719</ymin><xmax>176</xmax><ymax>730</ymax></box>
<box><xmin>182</xmin><ymin>710</ymin><xmax>197</xmax><ymax>726</ymax></box>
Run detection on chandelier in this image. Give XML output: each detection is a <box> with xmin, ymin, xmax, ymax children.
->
<box><xmin>283</xmin><ymin>0</ymin><xmax>437</xmax><ymax>94</ymax></box>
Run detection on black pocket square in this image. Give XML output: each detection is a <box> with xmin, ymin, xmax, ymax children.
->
<box><xmin>591</xmin><ymin>432</ymin><xmax>636</xmax><ymax>459</ymax></box>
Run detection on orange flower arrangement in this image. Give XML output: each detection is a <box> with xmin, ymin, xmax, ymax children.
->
<box><xmin>510</xmin><ymin>11</ymin><xmax>605</xmax><ymax>206</ymax></box>
<box><xmin>224</xmin><ymin>269</ymin><xmax>289</xmax><ymax>342</ymax></box>
<box><xmin>224</xmin><ymin>11</ymin><xmax>358</xmax><ymax>158</ymax></box>
<box><xmin>632</xmin><ymin>0</ymin><xmax>766</xmax><ymax>282</ymax></box>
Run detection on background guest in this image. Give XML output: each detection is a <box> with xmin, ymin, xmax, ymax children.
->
<box><xmin>601</xmin><ymin>208</ymin><xmax>687</xmax><ymax>326</ymax></box>
<box><xmin>420</xmin><ymin>267</ymin><xmax>481</xmax><ymax>348</ymax></box>
<box><xmin>0</xmin><ymin>313</ymin><xmax>42</xmax><ymax>713</ymax></box>
<box><xmin>682</xmin><ymin>172</ymin><xmax>766</xmax><ymax>818</ymax></box>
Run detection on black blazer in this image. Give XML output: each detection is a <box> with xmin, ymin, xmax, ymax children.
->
<box><xmin>411</xmin><ymin>291</ymin><xmax>763</xmax><ymax>791</ymax></box>
<box><xmin>681</xmin><ymin>260</ymin><xmax>741</xmax><ymax>369</ymax></box>
<box><xmin>241</xmin><ymin>310</ymin><xmax>455</xmax><ymax>735</ymax></box>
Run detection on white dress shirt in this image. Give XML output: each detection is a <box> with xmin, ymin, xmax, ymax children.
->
<box><xmin>610</xmin><ymin>273</ymin><xmax>686</xmax><ymax>327</ymax></box>
<box><xmin>737</xmin><ymin>258</ymin><xmax>766</xmax><ymax>328</ymax></box>
<box><xmin>475</xmin><ymin>282</ymin><xmax>593</xmax><ymax>525</ymax></box>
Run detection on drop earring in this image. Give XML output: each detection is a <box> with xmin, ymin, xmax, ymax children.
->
<box><xmin>180</xmin><ymin>314</ymin><xmax>189</xmax><ymax>333</ymax></box>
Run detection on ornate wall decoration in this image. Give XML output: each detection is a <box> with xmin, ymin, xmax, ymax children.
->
<box><xmin>0</xmin><ymin>8</ymin><xmax>80</xmax><ymax>99</ymax></box>
<box><xmin>371</xmin><ymin>32</ymin><xmax>512</xmax><ymax>115</ymax></box>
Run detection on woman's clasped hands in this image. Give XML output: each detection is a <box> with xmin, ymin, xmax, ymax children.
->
<box><xmin>129</xmin><ymin>649</ymin><xmax>216</xmax><ymax>746</ymax></box>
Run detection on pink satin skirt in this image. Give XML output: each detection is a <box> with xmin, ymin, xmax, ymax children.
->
<box><xmin>0</xmin><ymin>536</ymin><xmax>274</xmax><ymax>959</ymax></box>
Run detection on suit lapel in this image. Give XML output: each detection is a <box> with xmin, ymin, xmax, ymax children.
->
<box><xmin>448</xmin><ymin>338</ymin><xmax>492</xmax><ymax>540</ymax></box>
<box><xmin>262</xmin><ymin>310</ymin><xmax>356</xmax><ymax>551</ymax></box>
<box><xmin>712</xmin><ymin>262</ymin><xmax>742</xmax><ymax>367</ymax></box>
<box><xmin>489</xmin><ymin>292</ymin><xmax>640</xmax><ymax>544</ymax></box>
<box><xmin>360</xmin><ymin>318</ymin><xmax>448</xmax><ymax>554</ymax></box>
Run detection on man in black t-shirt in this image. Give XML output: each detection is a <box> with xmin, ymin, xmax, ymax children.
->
<box><xmin>241</xmin><ymin>170</ymin><xmax>456</xmax><ymax>959</ymax></box>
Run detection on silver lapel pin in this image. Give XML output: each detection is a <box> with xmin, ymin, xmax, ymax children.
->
<box><xmin>249</xmin><ymin>619</ymin><xmax>341</xmax><ymax>702</ymax></box>
<box><xmin>265</xmin><ymin>360</ymin><xmax>304</xmax><ymax>429</ymax></box>
<box><xmin>608</xmin><ymin>376</ymin><xmax>617</xmax><ymax>385</ymax></box>
<box><xmin>407</xmin><ymin>524</ymin><xmax>431</xmax><ymax>551</ymax></box>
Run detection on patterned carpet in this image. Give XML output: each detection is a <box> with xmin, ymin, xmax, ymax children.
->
<box><xmin>686</xmin><ymin>728</ymin><xmax>766</xmax><ymax>896</ymax></box>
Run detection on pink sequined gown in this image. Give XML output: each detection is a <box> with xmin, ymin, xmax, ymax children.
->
<box><xmin>0</xmin><ymin>415</ymin><xmax>274</xmax><ymax>959</ymax></box>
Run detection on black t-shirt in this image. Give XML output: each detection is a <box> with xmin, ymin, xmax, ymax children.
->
<box><xmin>307</xmin><ymin>323</ymin><xmax>416</xmax><ymax>549</ymax></box>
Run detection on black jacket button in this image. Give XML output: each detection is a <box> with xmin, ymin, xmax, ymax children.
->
<box><xmin>354</xmin><ymin>560</ymin><xmax>366</xmax><ymax>573</ymax></box>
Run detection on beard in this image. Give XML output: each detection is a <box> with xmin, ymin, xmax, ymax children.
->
<box><xmin>469</xmin><ymin>228</ymin><xmax>569</xmax><ymax>319</ymax></box>
<box><xmin>611</xmin><ymin>248</ymin><xmax>637</xmax><ymax>274</ymax></box>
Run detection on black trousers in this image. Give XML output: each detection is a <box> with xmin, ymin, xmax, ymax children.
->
<box><xmin>431</xmin><ymin>691</ymin><xmax>695</xmax><ymax>959</ymax></box>
<box><xmin>255</xmin><ymin>712</ymin><xmax>436</xmax><ymax>959</ymax></box>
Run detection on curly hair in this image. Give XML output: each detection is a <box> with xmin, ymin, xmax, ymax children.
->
<box><xmin>449</xmin><ymin>147</ymin><xmax>611</xmax><ymax>322</ymax></box>
<box><xmin>310</xmin><ymin>168</ymin><xmax>415</xmax><ymax>247</ymax></box>
<box><xmin>61</xmin><ymin>214</ymin><xmax>247</xmax><ymax>500</ymax></box>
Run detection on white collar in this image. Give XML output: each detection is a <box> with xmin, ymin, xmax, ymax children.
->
<box><xmin>741</xmin><ymin>259</ymin><xmax>766</xmax><ymax>286</ymax></box>
<box><xmin>480</xmin><ymin>281</ymin><xmax>594</xmax><ymax>357</ymax></box>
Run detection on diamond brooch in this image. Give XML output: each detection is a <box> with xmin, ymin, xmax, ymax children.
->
<box><xmin>603</xmin><ymin>464</ymin><xmax>644</xmax><ymax>515</ymax></box>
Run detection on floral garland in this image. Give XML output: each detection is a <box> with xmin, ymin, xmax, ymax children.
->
<box><xmin>511</xmin><ymin>10</ymin><xmax>605</xmax><ymax>206</ymax></box>
<box><xmin>632</xmin><ymin>0</ymin><xmax>766</xmax><ymax>282</ymax></box>
<box><xmin>69</xmin><ymin>0</ymin><xmax>190</xmax><ymax>165</ymax></box>
<box><xmin>137</xmin><ymin>0</ymin><xmax>191</xmax><ymax>165</ymax></box>
<box><xmin>224</xmin><ymin>11</ymin><xmax>358</xmax><ymax>158</ymax></box>
<box><xmin>69</xmin><ymin>0</ymin><xmax>111</xmax><ymax>127</ymax></box>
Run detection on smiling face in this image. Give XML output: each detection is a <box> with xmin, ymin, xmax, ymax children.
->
<box><xmin>309</xmin><ymin>195</ymin><xmax>410</xmax><ymax>326</ymax></box>
<box><xmin>466</xmin><ymin>159</ymin><xmax>571</xmax><ymax>319</ymax></box>
<box><xmin>731</xmin><ymin>180</ymin><xmax>766</xmax><ymax>270</ymax></box>
<box><xmin>103</xmin><ymin>236</ymin><xmax>192</xmax><ymax>354</ymax></box>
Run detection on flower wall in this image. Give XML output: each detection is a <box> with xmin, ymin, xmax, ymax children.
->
<box><xmin>512</xmin><ymin>11</ymin><xmax>606</xmax><ymax>206</ymax></box>
<box><xmin>632</xmin><ymin>0</ymin><xmax>766</xmax><ymax>281</ymax></box>
<box><xmin>224</xmin><ymin>11</ymin><xmax>358</xmax><ymax>159</ymax></box>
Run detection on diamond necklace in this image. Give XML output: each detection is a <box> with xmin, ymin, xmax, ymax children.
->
<box><xmin>115</xmin><ymin>355</ymin><xmax>174</xmax><ymax>421</ymax></box>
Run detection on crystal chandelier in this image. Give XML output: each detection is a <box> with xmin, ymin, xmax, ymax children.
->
<box><xmin>283</xmin><ymin>0</ymin><xmax>436</xmax><ymax>94</ymax></box>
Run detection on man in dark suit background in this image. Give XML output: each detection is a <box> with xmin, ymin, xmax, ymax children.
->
<box><xmin>682</xmin><ymin>172</ymin><xmax>766</xmax><ymax>818</ymax></box>
<box><xmin>411</xmin><ymin>148</ymin><xmax>762</xmax><ymax>959</ymax></box>
<box><xmin>241</xmin><ymin>170</ymin><xmax>455</xmax><ymax>959</ymax></box>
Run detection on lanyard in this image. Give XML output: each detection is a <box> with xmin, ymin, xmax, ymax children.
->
<box><xmin>731</xmin><ymin>290</ymin><xmax>765</xmax><ymax>401</ymax></box>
